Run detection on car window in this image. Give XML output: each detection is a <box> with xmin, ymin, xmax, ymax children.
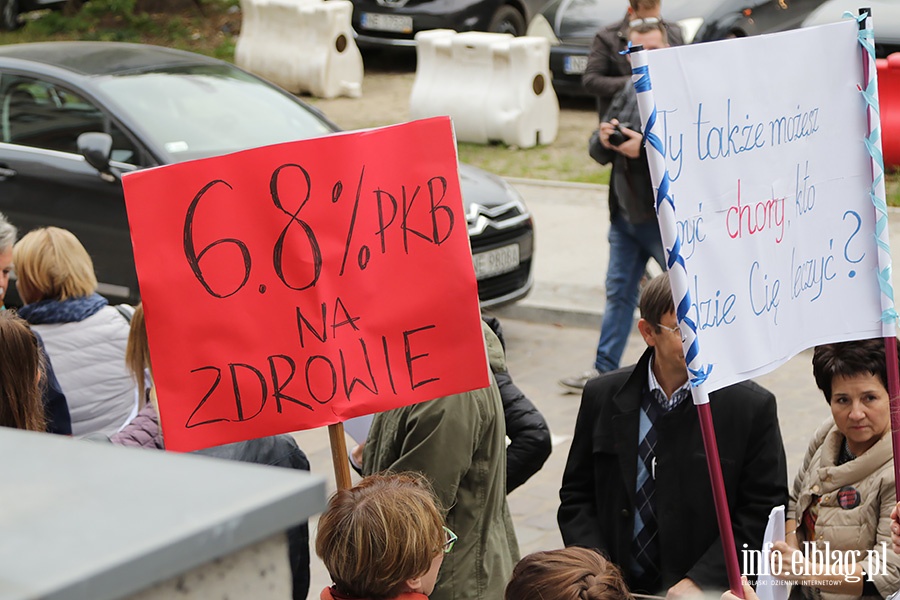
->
<box><xmin>94</xmin><ymin>65</ymin><xmax>334</xmax><ymax>162</ymax></box>
<box><xmin>0</xmin><ymin>76</ymin><xmax>139</xmax><ymax>165</ymax></box>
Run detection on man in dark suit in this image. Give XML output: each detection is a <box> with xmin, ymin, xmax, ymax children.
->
<box><xmin>558</xmin><ymin>273</ymin><xmax>788</xmax><ymax>598</ymax></box>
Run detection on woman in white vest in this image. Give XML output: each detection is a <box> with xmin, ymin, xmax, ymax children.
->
<box><xmin>14</xmin><ymin>227</ymin><xmax>137</xmax><ymax>437</ymax></box>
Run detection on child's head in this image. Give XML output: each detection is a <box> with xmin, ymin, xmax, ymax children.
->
<box><xmin>505</xmin><ymin>547</ymin><xmax>633</xmax><ymax>600</ymax></box>
<box><xmin>315</xmin><ymin>472</ymin><xmax>448</xmax><ymax>599</ymax></box>
<box><xmin>0</xmin><ymin>310</ymin><xmax>45</xmax><ymax>432</ymax></box>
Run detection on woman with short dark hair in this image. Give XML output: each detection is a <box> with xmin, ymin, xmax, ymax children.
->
<box><xmin>772</xmin><ymin>338</ymin><xmax>900</xmax><ymax>598</ymax></box>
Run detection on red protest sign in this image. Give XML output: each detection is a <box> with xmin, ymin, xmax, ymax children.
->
<box><xmin>122</xmin><ymin>117</ymin><xmax>489</xmax><ymax>452</ymax></box>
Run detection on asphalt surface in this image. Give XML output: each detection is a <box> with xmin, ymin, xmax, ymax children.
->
<box><xmin>293</xmin><ymin>179</ymin><xmax>900</xmax><ymax>598</ymax></box>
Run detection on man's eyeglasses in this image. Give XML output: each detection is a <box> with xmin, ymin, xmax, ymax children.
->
<box><xmin>656</xmin><ymin>323</ymin><xmax>685</xmax><ymax>342</ymax></box>
<box><xmin>442</xmin><ymin>526</ymin><xmax>457</xmax><ymax>554</ymax></box>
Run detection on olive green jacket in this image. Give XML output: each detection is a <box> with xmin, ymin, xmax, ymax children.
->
<box><xmin>363</xmin><ymin>320</ymin><xmax>519</xmax><ymax>600</ymax></box>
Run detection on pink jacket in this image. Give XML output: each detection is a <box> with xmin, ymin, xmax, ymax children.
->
<box><xmin>109</xmin><ymin>402</ymin><xmax>163</xmax><ymax>449</ymax></box>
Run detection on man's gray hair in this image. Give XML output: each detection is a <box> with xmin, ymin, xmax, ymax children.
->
<box><xmin>0</xmin><ymin>212</ymin><xmax>18</xmax><ymax>251</ymax></box>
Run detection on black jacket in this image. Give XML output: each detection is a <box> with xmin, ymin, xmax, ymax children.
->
<box><xmin>558</xmin><ymin>349</ymin><xmax>788</xmax><ymax>594</ymax></box>
<box><xmin>36</xmin><ymin>333</ymin><xmax>71</xmax><ymax>435</ymax></box>
<box><xmin>592</xmin><ymin>84</ymin><xmax>657</xmax><ymax>225</ymax></box>
<box><xmin>483</xmin><ymin>316</ymin><xmax>552</xmax><ymax>492</ymax></box>
<box><xmin>582</xmin><ymin>15</ymin><xmax>685</xmax><ymax>118</ymax></box>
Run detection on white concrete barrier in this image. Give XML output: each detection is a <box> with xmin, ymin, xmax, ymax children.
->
<box><xmin>409</xmin><ymin>30</ymin><xmax>559</xmax><ymax>148</ymax></box>
<box><xmin>236</xmin><ymin>0</ymin><xmax>363</xmax><ymax>99</ymax></box>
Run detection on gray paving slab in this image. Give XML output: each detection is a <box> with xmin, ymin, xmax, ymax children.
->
<box><xmin>494</xmin><ymin>178</ymin><xmax>608</xmax><ymax>329</ymax></box>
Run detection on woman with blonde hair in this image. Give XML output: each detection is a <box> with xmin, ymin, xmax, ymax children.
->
<box><xmin>0</xmin><ymin>310</ymin><xmax>46</xmax><ymax>432</ymax></box>
<box><xmin>14</xmin><ymin>227</ymin><xmax>137</xmax><ymax>437</ymax></box>
<box><xmin>109</xmin><ymin>304</ymin><xmax>162</xmax><ymax>448</ymax></box>
<box><xmin>316</xmin><ymin>473</ymin><xmax>452</xmax><ymax>600</ymax></box>
<box><xmin>505</xmin><ymin>547</ymin><xmax>634</xmax><ymax>600</ymax></box>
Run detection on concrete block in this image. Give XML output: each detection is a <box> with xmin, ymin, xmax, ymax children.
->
<box><xmin>236</xmin><ymin>0</ymin><xmax>363</xmax><ymax>99</ymax></box>
<box><xmin>409</xmin><ymin>30</ymin><xmax>559</xmax><ymax>148</ymax></box>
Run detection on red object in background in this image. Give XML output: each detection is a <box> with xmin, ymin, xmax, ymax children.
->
<box><xmin>877</xmin><ymin>54</ymin><xmax>900</xmax><ymax>169</ymax></box>
<box><xmin>121</xmin><ymin>117</ymin><xmax>490</xmax><ymax>452</ymax></box>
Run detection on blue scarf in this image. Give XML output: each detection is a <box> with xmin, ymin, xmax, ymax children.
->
<box><xmin>18</xmin><ymin>293</ymin><xmax>108</xmax><ymax>325</ymax></box>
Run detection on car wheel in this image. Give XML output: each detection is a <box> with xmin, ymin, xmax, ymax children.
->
<box><xmin>0</xmin><ymin>0</ymin><xmax>21</xmax><ymax>31</ymax></box>
<box><xmin>489</xmin><ymin>5</ymin><xmax>526</xmax><ymax>36</ymax></box>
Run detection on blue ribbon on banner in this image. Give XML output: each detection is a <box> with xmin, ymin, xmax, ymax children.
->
<box><xmin>632</xmin><ymin>65</ymin><xmax>677</xmax><ymax>218</ymax></box>
<box><xmin>632</xmin><ymin>63</ymin><xmax>652</xmax><ymax>92</ymax></box>
<box><xmin>688</xmin><ymin>365</ymin><xmax>713</xmax><ymax>386</ymax></box>
<box><xmin>846</xmin><ymin>11</ymin><xmax>898</xmax><ymax>327</ymax></box>
<box><xmin>631</xmin><ymin>60</ymin><xmax>712</xmax><ymax>386</ymax></box>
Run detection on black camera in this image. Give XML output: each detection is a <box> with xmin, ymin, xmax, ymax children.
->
<box><xmin>608</xmin><ymin>122</ymin><xmax>633</xmax><ymax>147</ymax></box>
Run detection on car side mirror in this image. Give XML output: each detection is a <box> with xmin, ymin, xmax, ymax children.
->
<box><xmin>77</xmin><ymin>132</ymin><xmax>117</xmax><ymax>182</ymax></box>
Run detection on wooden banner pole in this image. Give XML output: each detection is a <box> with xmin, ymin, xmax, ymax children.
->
<box><xmin>884</xmin><ymin>338</ymin><xmax>900</xmax><ymax>498</ymax></box>
<box><xmin>328</xmin><ymin>423</ymin><xmax>353</xmax><ymax>491</ymax></box>
<box><xmin>696</xmin><ymin>401</ymin><xmax>744</xmax><ymax>598</ymax></box>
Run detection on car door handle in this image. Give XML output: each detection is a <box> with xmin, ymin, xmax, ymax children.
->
<box><xmin>0</xmin><ymin>166</ymin><xmax>16</xmax><ymax>179</ymax></box>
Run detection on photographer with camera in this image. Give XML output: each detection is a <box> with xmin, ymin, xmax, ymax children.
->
<box><xmin>560</xmin><ymin>21</ymin><xmax>671</xmax><ymax>392</ymax></box>
<box><xmin>582</xmin><ymin>0</ymin><xmax>683</xmax><ymax>120</ymax></box>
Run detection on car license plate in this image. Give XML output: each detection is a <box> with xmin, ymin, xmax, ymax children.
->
<box><xmin>564</xmin><ymin>55</ymin><xmax>588</xmax><ymax>75</ymax></box>
<box><xmin>473</xmin><ymin>244</ymin><xmax>520</xmax><ymax>280</ymax></box>
<box><xmin>360</xmin><ymin>12</ymin><xmax>413</xmax><ymax>33</ymax></box>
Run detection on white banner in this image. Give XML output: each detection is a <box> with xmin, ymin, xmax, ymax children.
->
<box><xmin>640</xmin><ymin>20</ymin><xmax>885</xmax><ymax>392</ymax></box>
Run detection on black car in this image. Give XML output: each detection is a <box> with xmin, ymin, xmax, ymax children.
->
<box><xmin>0</xmin><ymin>42</ymin><xmax>533</xmax><ymax>308</ymax></box>
<box><xmin>532</xmin><ymin>0</ymin><xmax>829</xmax><ymax>97</ymax></box>
<box><xmin>1</xmin><ymin>0</ymin><xmax>66</xmax><ymax>31</ymax></box>
<box><xmin>802</xmin><ymin>0</ymin><xmax>900</xmax><ymax>58</ymax></box>
<box><xmin>351</xmin><ymin>0</ymin><xmax>550</xmax><ymax>47</ymax></box>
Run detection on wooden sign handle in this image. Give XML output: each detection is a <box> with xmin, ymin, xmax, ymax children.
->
<box><xmin>328</xmin><ymin>423</ymin><xmax>353</xmax><ymax>490</ymax></box>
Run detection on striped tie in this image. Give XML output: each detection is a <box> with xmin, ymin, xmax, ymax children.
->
<box><xmin>631</xmin><ymin>394</ymin><xmax>661</xmax><ymax>587</ymax></box>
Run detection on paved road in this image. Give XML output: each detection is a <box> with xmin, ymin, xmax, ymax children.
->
<box><xmin>291</xmin><ymin>179</ymin><xmax>853</xmax><ymax>598</ymax></box>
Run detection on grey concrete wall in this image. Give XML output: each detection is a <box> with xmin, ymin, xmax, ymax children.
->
<box><xmin>128</xmin><ymin>533</ymin><xmax>291</xmax><ymax>600</ymax></box>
